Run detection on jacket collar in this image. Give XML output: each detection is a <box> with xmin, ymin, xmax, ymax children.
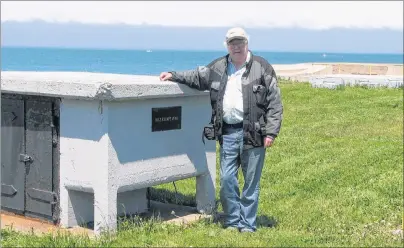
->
<box><xmin>220</xmin><ymin>51</ymin><xmax>254</xmax><ymax>77</ymax></box>
<box><xmin>226</xmin><ymin>50</ymin><xmax>253</xmax><ymax>66</ymax></box>
<box><xmin>227</xmin><ymin>51</ymin><xmax>251</xmax><ymax>68</ymax></box>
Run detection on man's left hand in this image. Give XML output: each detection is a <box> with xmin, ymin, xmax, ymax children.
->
<box><xmin>264</xmin><ymin>137</ymin><xmax>274</xmax><ymax>147</ymax></box>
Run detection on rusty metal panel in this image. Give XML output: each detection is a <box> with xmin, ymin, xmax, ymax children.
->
<box><xmin>24</xmin><ymin>99</ymin><xmax>55</xmax><ymax>218</ymax></box>
<box><xmin>1</xmin><ymin>97</ymin><xmax>25</xmax><ymax>213</ymax></box>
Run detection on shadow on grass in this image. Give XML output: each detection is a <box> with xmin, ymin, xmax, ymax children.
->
<box><xmin>148</xmin><ymin>187</ymin><xmax>278</xmax><ymax>229</ymax></box>
<box><xmin>73</xmin><ymin>187</ymin><xmax>198</xmax><ymax>231</ymax></box>
<box><xmin>78</xmin><ymin>187</ymin><xmax>277</xmax><ymax>231</ymax></box>
<box><xmin>257</xmin><ymin>215</ymin><xmax>278</xmax><ymax>228</ymax></box>
<box><xmin>206</xmin><ymin>212</ymin><xmax>278</xmax><ymax>229</ymax></box>
<box><xmin>148</xmin><ymin>187</ymin><xmax>197</xmax><ymax>207</ymax></box>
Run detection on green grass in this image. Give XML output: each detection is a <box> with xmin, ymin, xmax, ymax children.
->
<box><xmin>1</xmin><ymin>82</ymin><xmax>403</xmax><ymax>247</ymax></box>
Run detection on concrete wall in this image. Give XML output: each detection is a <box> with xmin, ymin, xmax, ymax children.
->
<box><xmin>309</xmin><ymin>74</ymin><xmax>404</xmax><ymax>89</ymax></box>
<box><xmin>274</xmin><ymin>63</ymin><xmax>403</xmax><ymax>79</ymax></box>
<box><xmin>59</xmin><ymin>96</ymin><xmax>216</xmax><ymax>233</ymax></box>
<box><xmin>1</xmin><ymin>71</ymin><xmax>217</xmax><ymax>234</ymax></box>
<box><xmin>108</xmin><ymin>95</ymin><xmax>214</xmax><ymax>189</ymax></box>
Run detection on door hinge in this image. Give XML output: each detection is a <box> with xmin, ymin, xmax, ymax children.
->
<box><xmin>27</xmin><ymin>188</ymin><xmax>58</xmax><ymax>205</ymax></box>
<box><xmin>1</xmin><ymin>184</ymin><xmax>17</xmax><ymax>196</ymax></box>
<box><xmin>19</xmin><ymin>154</ymin><xmax>33</xmax><ymax>163</ymax></box>
<box><xmin>51</xmin><ymin>117</ymin><xmax>59</xmax><ymax>147</ymax></box>
<box><xmin>52</xmin><ymin>130</ymin><xmax>58</xmax><ymax>146</ymax></box>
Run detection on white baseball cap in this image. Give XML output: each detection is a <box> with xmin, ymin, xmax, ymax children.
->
<box><xmin>225</xmin><ymin>27</ymin><xmax>249</xmax><ymax>43</ymax></box>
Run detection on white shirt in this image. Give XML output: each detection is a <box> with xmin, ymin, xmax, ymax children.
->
<box><xmin>222</xmin><ymin>52</ymin><xmax>251</xmax><ymax>124</ymax></box>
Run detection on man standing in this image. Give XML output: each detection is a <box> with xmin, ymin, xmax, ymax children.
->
<box><xmin>159</xmin><ymin>27</ymin><xmax>283</xmax><ymax>232</ymax></box>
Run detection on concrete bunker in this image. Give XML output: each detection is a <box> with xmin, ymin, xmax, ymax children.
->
<box><xmin>309</xmin><ymin>74</ymin><xmax>404</xmax><ymax>89</ymax></box>
<box><xmin>1</xmin><ymin>71</ymin><xmax>217</xmax><ymax>234</ymax></box>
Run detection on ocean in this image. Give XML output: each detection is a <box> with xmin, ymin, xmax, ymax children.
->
<box><xmin>1</xmin><ymin>47</ymin><xmax>403</xmax><ymax>75</ymax></box>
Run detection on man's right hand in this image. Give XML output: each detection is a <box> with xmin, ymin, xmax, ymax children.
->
<box><xmin>159</xmin><ymin>72</ymin><xmax>173</xmax><ymax>81</ymax></box>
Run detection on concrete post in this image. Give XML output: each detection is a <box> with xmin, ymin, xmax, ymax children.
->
<box><xmin>94</xmin><ymin>185</ymin><xmax>118</xmax><ymax>234</ymax></box>
<box><xmin>196</xmin><ymin>150</ymin><xmax>216</xmax><ymax>214</ymax></box>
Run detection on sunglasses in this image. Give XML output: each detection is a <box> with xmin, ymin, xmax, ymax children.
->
<box><xmin>227</xmin><ymin>39</ymin><xmax>247</xmax><ymax>47</ymax></box>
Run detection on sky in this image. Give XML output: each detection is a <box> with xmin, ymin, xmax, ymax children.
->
<box><xmin>1</xmin><ymin>1</ymin><xmax>403</xmax><ymax>30</ymax></box>
<box><xmin>1</xmin><ymin>1</ymin><xmax>403</xmax><ymax>53</ymax></box>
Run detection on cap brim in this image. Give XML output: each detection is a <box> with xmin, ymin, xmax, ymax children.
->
<box><xmin>227</xmin><ymin>36</ymin><xmax>247</xmax><ymax>43</ymax></box>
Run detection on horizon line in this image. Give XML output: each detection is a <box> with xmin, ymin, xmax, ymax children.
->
<box><xmin>2</xmin><ymin>45</ymin><xmax>403</xmax><ymax>55</ymax></box>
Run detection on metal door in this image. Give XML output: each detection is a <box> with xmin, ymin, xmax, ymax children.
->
<box><xmin>24</xmin><ymin>99</ymin><xmax>57</xmax><ymax>220</ymax></box>
<box><xmin>1</xmin><ymin>97</ymin><xmax>25</xmax><ymax>213</ymax></box>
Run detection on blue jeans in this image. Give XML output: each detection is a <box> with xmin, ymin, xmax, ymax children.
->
<box><xmin>219</xmin><ymin>126</ymin><xmax>266</xmax><ymax>231</ymax></box>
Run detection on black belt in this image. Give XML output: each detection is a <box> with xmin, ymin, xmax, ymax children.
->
<box><xmin>223</xmin><ymin>122</ymin><xmax>243</xmax><ymax>129</ymax></box>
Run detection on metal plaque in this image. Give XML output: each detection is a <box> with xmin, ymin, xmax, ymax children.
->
<box><xmin>152</xmin><ymin>106</ymin><xmax>181</xmax><ymax>132</ymax></box>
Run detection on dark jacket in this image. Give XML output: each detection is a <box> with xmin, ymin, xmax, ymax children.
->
<box><xmin>170</xmin><ymin>51</ymin><xmax>283</xmax><ymax>149</ymax></box>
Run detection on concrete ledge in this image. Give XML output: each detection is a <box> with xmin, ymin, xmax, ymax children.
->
<box><xmin>309</xmin><ymin>74</ymin><xmax>404</xmax><ymax>89</ymax></box>
<box><xmin>1</xmin><ymin>71</ymin><xmax>207</xmax><ymax>101</ymax></box>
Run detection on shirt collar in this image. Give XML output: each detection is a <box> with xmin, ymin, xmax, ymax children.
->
<box><xmin>228</xmin><ymin>51</ymin><xmax>251</xmax><ymax>68</ymax></box>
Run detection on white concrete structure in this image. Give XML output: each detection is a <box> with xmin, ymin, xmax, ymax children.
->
<box><xmin>1</xmin><ymin>71</ymin><xmax>217</xmax><ymax>234</ymax></box>
<box><xmin>273</xmin><ymin>63</ymin><xmax>403</xmax><ymax>83</ymax></box>
<box><xmin>273</xmin><ymin>63</ymin><xmax>328</xmax><ymax>76</ymax></box>
<box><xmin>309</xmin><ymin>74</ymin><xmax>404</xmax><ymax>89</ymax></box>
